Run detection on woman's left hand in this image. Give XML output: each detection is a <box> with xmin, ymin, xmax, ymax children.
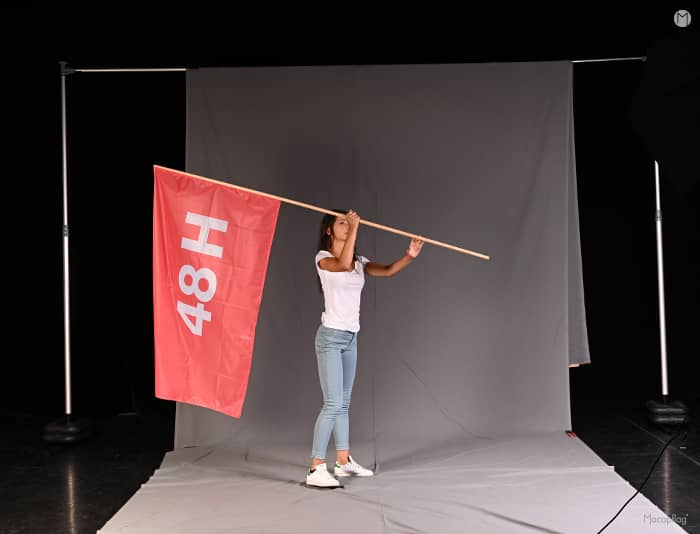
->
<box><xmin>407</xmin><ymin>238</ymin><xmax>424</xmax><ymax>258</ymax></box>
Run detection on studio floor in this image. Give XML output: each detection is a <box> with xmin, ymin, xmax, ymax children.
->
<box><xmin>1</xmin><ymin>397</ymin><xmax>698</xmax><ymax>534</ymax></box>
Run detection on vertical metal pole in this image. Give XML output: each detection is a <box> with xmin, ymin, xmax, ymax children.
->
<box><xmin>654</xmin><ymin>160</ymin><xmax>669</xmax><ymax>400</ymax></box>
<box><xmin>43</xmin><ymin>62</ymin><xmax>92</xmax><ymax>442</ymax></box>
<box><xmin>60</xmin><ymin>62</ymin><xmax>72</xmax><ymax>417</ymax></box>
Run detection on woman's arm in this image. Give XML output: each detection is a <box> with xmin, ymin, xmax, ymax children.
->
<box><xmin>318</xmin><ymin>211</ymin><xmax>360</xmax><ymax>272</ymax></box>
<box><xmin>365</xmin><ymin>238</ymin><xmax>424</xmax><ymax>277</ymax></box>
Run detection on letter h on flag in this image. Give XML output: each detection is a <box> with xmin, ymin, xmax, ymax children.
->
<box><xmin>152</xmin><ymin>166</ymin><xmax>280</xmax><ymax>418</ymax></box>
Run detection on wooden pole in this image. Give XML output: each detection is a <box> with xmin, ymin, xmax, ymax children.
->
<box><xmin>154</xmin><ymin>165</ymin><xmax>490</xmax><ymax>261</ymax></box>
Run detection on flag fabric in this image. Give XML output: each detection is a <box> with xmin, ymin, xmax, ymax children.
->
<box><xmin>152</xmin><ymin>166</ymin><xmax>280</xmax><ymax>418</ymax></box>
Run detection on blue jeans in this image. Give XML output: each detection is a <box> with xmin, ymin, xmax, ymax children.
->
<box><xmin>310</xmin><ymin>325</ymin><xmax>358</xmax><ymax>460</ymax></box>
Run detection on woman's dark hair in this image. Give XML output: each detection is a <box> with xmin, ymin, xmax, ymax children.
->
<box><xmin>316</xmin><ymin>209</ymin><xmax>358</xmax><ymax>293</ymax></box>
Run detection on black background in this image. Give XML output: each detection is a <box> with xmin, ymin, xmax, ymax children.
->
<box><xmin>5</xmin><ymin>7</ymin><xmax>698</xmax><ymax>422</ymax></box>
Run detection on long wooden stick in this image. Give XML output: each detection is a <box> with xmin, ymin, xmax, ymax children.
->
<box><xmin>155</xmin><ymin>165</ymin><xmax>490</xmax><ymax>261</ymax></box>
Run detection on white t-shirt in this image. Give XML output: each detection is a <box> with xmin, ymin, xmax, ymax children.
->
<box><xmin>315</xmin><ymin>250</ymin><xmax>370</xmax><ymax>333</ymax></box>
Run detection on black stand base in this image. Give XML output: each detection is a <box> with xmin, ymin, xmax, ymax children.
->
<box><xmin>645</xmin><ymin>399</ymin><xmax>689</xmax><ymax>425</ymax></box>
<box><xmin>42</xmin><ymin>416</ymin><xmax>92</xmax><ymax>443</ymax></box>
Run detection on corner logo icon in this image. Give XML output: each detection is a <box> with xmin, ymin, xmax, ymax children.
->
<box><xmin>674</xmin><ymin>10</ymin><xmax>691</xmax><ymax>27</ymax></box>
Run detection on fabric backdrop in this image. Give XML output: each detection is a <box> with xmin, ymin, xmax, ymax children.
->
<box><xmin>172</xmin><ymin>61</ymin><xmax>589</xmax><ymax>467</ymax></box>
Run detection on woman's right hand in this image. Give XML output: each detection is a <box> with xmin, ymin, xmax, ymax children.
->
<box><xmin>346</xmin><ymin>210</ymin><xmax>360</xmax><ymax>230</ymax></box>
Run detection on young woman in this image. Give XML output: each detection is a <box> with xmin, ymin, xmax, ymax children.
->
<box><xmin>306</xmin><ymin>209</ymin><xmax>424</xmax><ymax>488</ymax></box>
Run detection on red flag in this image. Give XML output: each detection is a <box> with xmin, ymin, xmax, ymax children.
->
<box><xmin>152</xmin><ymin>166</ymin><xmax>280</xmax><ymax>418</ymax></box>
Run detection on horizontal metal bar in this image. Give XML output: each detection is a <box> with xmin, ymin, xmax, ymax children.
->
<box><xmin>572</xmin><ymin>56</ymin><xmax>645</xmax><ymax>63</ymax></box>
<box><xmin>73</xmin><ymin>67</ymin><xmax>187</xmax><ymax>73</ymax></box>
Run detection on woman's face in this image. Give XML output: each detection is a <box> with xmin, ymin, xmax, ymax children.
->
<box><xmin>330</xmin><ymin>216</ymin><xmax>349</xmax><ymax>241</ymax></box>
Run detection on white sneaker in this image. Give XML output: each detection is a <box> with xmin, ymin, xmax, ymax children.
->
<box><xmin>306</xmin><ymin>463</ymin><xmax>340</xmax><ymax>487</ymax></box>
<box><xmin>334</xmin><ymin>455</ymin><xmax>374</xmax><ymax>477</ymax></box>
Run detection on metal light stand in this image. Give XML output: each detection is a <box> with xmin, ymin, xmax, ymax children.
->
<box><xmin>645</xmin><ymin>161</ymin><xmax>688</xmax><ymax>425</ymax></box>
<box><xmin>43</xmin><ymin>62</ymin><xmax>92</xmax><ymax>443</ymax></box>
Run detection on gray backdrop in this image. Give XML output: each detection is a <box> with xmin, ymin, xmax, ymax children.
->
<box><xmin>173</xmin><ymin>62</ymin><xmax>589</xmax><ymax>467</ymax></box>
